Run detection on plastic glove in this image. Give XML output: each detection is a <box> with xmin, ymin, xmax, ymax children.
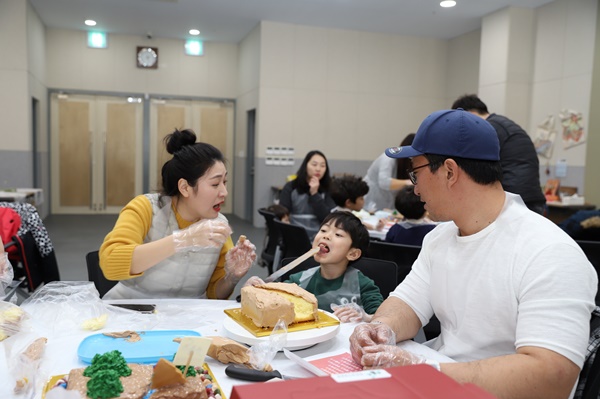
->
<box><xmin>224</xmin><ymin>236</ymin><xmax>257</xmax><ymax>285</ymax></box>
<box><xmin>248</xmin><ymin>319</ymin><xmax>287</xmax><ymax>371</ymax></box>
<box><xmin>243</xmin><ymin>276</ymin><xmax>265</xmax><ymax>287</ymax></box>
<box><xmin>349</xmin><ymin>322</ymin><xmax>396</xmax><ymax>365</ymax></box>
<box><xmin>360</xmin><ymin>344</ymin><xmax>440</xmax><ymax>371</ymax></box>
<box><xmin>172</xmin><ymin>219</ymin><xmax>232</xmax><ymax>252</ymax></box>
<box><xmin>331</xmin><ymin>302</ymin><xmax>371</xmax><ymax>323</ymax></box>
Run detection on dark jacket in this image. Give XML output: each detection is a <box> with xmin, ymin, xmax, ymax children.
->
<box><xmin>486</xmin><ymin>114</ymin><xmax>546</xmax><ymax>205</ymax></box>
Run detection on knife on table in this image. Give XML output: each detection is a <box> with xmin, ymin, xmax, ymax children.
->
<box><xmin>225</xmin><ymin>364</ymin><xmax>300</xmax><ymax>381</ymax></box>
<box><xmin>263</xmin><ymin>247</ymin><xmax>320</xmax><ymax>283</ymax></box>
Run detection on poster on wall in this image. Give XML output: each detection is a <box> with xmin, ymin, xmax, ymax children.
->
<box><xmin>533</xmin><ymin>115</ymin><xmax>557</xmax><ymax>158</ymax></box>
<box><xmin>559</xmin><ymin>109</ymin><xmax>586</xmax><ymax>149</ymax></box>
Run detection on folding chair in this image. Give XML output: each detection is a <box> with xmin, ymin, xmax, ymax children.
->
<box><xmin>366</xmin><ymin>240</ymin><xmax>440</xmax><ymax>340</ymax></box>
<box><xmin>366</xmin><ymin>240</ymin><xmax>421</xmax><ymax>284</ymax></box>
<box><xmin>577</xmin><ymin>240</ymin><xmax>600</xmax><ymax>305</ymax></box>
<box><xmin>1</xmin><ymin>202</ymin><xmax>60</xmax><ymax>295</ymax></box>
<box><xmin>86</xmin><ymin>250</ymin><xmax>117</xmax><ymax>298</ymax></box>
<box><xmin>257</xmin><ymin>208</ymin><xmax>282</xmax><ymax>275</ymax></box>
<box><xmin>274</xmin><ymin>219</ymin><xmax>312</xmax><ymax>261</ymax></box>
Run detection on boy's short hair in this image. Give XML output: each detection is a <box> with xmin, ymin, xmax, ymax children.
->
<box><xmin>321</xmin><ymin>211</ymin><xmax>370</xmax><ymax>259</ymax></box>
<box><xmin>395</xmin><ymin>186</ymin><xmax>426</xmax><ymax>219</ymax></box>
<box><xmin>266</xmin><ymin>204</ymin><xmax>289</xmax><ymax>220</ymax></box>
<box><xmin>330</xmin><ymin>175</ymin><xmax>370</xmax><ymax>207</ymax></box>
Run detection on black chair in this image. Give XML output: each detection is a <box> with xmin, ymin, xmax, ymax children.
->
<box><xmin>86</xmin><ymin>250</ymin><xmax>117</xmax><ymax>298</ymax></box>
<box><xmin>366</xmin><ymin>241</ymin><xmax>421</xmax><ymax>285</ymax></box>
<box><xmin>257</xmin><ymin>208</ymin><xmax>282</xmax><ymax>275</ymax></box>
<box><xmin>366</xmin><ymin>240</ymin><xmax>440</xmax><ymax>340</ymax></box>
<box><xmin>274</xmin><ymin>219</ymin><xmax>313</xmax><ymax>261</ymax></box>
<box><xmin>577</xmin><ymin>240</ymin><xmax>600</xmax><ymax>305</ymax></box>
<box><xmin>279</xmin><ymin>256</ymin><xmax>399</xmax><ymax>298</ymax></box>
<box><xmin>575</xmin><ymin>307</ymin><xmax>600</xmax><ymax>399</ymax></box>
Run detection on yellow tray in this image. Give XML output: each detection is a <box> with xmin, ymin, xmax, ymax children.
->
<box><xmin>224</xmin><ymin>308</ymin><xmax>340</xmax><ymax>337</ymax></box>
<box><xmin>42</xmin><ymin>362</ymin><xmax>225</xmax><ymax>399</ymax></box>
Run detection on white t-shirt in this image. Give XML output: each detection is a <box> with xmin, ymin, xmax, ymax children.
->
<box><xmin>392</xmin><ymin>192</ymin><xmax>596</xmax><ymax>368</ymax></box>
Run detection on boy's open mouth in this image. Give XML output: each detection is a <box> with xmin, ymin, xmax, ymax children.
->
<box><xmin>318</xmin><ymin>243</ymin><xmax>330</xmax><ymax>254</ymax></box>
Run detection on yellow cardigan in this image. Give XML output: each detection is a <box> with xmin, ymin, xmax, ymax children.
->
<box><xmin>99</xmin><ymin>195</ymin><xmax>233</xmax><ymax>299</ymax></box>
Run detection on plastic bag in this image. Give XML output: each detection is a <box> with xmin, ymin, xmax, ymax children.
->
<box><xmin>247</xmin><ymin>319</ymin><xmax>288</xmax><ymax>371</ymax></box>
<box><xmin>0</xmin><ymin>252</ymin><xmax>14</xmax><ymax>299</ymax></box>
<box><xmin>0</xmin><ymin>301</ymin><xmax>29</xmax><ymax>341</ymax></box>
<box><xmin>10</xmin><ymin>336</ymin><xmax>47</xmax><ymax>395</ymax></box>
<box><xmin>19</xmin><ymin>281</ymin><xmax>160</xmax><ymax>336</ymax></box>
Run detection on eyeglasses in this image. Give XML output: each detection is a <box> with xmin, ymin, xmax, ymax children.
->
<box><xmin>407</xmin><ymin>163</ymin><xmax>431</xmax><ymax>185</ymax></box>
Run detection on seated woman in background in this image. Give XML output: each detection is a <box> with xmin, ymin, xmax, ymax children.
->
<box><xmin>99</xmin><ymin>128</ymin><xmax>256</xmax><ymax>300</ymax></box>
<box><xmin>384</xmin><ymin>185</ymin><xmax>436</xmax><ymax>246</ymax></box>
<box><xmin>279</xmin><ymin>150</ymin><xmax>336</xmax><ymax>238</ymax></box>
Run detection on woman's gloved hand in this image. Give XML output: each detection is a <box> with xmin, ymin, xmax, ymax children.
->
<box><xmin>224</xmin><ymin>236</ymin><xmax>257</xmax><ymax>285</ymax></box>
<box><xmin>172</xmin><ymin>219</ymin><xmax>232</xmax><ymax>252</ymax></box>
<box><xmin>349</xmin><ymin>322</ymin><xmax>396</xmax><ymax>364</ymax></box>
<box><xmin>360</xmin><ymin>344</ymin><xmax>441</xmax><ymax>371</ymax></box>
<box><xmin>331</xmin><ymin>302</ymin><xmax>371</xmax><ymax>323</ymax></box>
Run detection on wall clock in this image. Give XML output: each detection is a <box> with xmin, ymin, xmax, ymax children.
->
<box><xmin>136</xmin><ymin>46</ymin><xmax>158</xmax><ymax>69</ymax></box>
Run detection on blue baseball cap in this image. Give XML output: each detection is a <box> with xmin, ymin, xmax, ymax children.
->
<box><xmin>385</xmin><ymin>109</ymin><xmax>500</xmax><ymax>161</ymax></box>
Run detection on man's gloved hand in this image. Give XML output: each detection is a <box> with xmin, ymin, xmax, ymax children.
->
<box><xmin>331</xmin><ymin>302</ymin><xmax>371</xmax><ymax>323</ymax></box>
<box><xmin>172</xmin><ymin>219</ymin><xmax>232</xmax><ymax>252</ymax></box>
<box><xmin>349</xmin><ymin>322</ymin><xmax>396</xmax><ymax>364</ymax></box>
<box><xmin>224</xmin><ymin>236</ymin><xmax>257</xmax><ymax>285</ymax></box>
<box><xmin>360</xmin><ymin>344</ymin><xmax>441</xmax><ymax>371</ymax></box>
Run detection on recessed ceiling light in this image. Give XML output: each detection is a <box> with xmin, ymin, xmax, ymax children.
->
<box><xmin>440</xmin><ymin>1</ymin><xmax>456</xmax><ymax>7</ymax></box>
<box><xmin>85</xmin><ymin>20</ymin><xmax>97</xmax><ymax>27</ymax></box>
<box><xmin>189</xmin><ymin>29</ymin><xmax>200</xmax><ymax>36</ymax></box>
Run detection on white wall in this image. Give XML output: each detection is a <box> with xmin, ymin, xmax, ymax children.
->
<box><xmin>46</xmin><ymin>30</ymin><xmax>238</xmax><ymax>98</ymax></box>
<box><xmin>257</xmin><ymin>21</ymin><xmax>449</xmax><ymax>163</ymax></box>
<box><xmin>233</xmin><ymin>25</ymin><xmax>261</xmax><ymax>219</ymax></box>
<box><xmin>529</xmin><ymin>0</ymin><xmax>597</xmax><ymax>192</ymax></box>
<box><xmin>445</xmin><ymin>30</ymin><xmax>481</xmax><ymax>105</ymax></box>
<box><xmin>0</xmin><ymin>0</ymin><xmax>29</xmax><ymax>151</ymax></box>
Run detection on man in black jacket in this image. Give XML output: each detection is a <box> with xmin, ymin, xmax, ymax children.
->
<box><xmin>452</xmin><ymin>94</ymin><xmax>546</xmax><ymax>214</ymax></box>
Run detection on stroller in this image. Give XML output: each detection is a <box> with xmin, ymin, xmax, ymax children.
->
<box><xmin>0</xmin><ymin>202</ymin><xmax>60</xmax><ymax>299</ymax></box>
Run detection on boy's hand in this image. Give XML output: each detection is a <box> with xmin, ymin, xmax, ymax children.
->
<box><xmin>331</xmin><ymin>302</ymin><xmax>369</xmax><ymax>323</ymax></box>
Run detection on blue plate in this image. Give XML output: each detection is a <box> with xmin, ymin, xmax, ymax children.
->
<box><xmin>77</xmin><ymin>330</ymin><xmax>201</xmax><ymax>364</ymax></box>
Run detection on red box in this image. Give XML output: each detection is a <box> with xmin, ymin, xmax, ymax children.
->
<box><xmin>230</xmin><ymin>364</ymin><xmax>497</xmax><ymax>399</ymax></box>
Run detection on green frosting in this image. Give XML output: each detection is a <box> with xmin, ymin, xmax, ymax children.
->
<box><xmin>86</xmin><ymin>369</ymin><xmax>124</xmax><ymax>399</ymax></box>
<box><xmin>83</xmin><ymin>350</ymin><xmax>132</xmax><ymax>399</ymax></box>
<box><xmin>175</xmin><ymin>364</ymin><xmax>197</xmax><ymax>377</ymax></box>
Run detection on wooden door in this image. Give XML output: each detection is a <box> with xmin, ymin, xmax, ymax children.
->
<box><xmin>51</xmin><ymin>94</ymin><xmax>143</xmax><ymax>214</ymax></box>
<box><xmin>149</xmin><ymin>99</ymin><xmax>234</xmax><ymax>213</ymax></box>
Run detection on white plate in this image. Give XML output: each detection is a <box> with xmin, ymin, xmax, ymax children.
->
<box><xmin>222</xmin><ymin>310</ymin><xmax>340</xmax><ymax>351</ymax></box>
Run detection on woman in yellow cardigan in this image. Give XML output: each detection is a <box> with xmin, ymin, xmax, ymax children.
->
<box><xmin>99</xmin><ymin>129</ymin><xmax>256</xmax><ymax>300</ymax></box>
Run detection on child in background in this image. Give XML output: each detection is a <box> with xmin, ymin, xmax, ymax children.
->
<box><xmin>266</xmin><ymin>204</ymin><xmax>290</xmax><ymax>223</ymax></box>
<box><xmin>330</xmin><ymin>175</ymin><xmax>384</xmax><ymax>231</ymax></box>
<box><xmin>245</xmin><ymin>211</ymin><xmax>383</xmax><ymax>322</ymax></box>
<box><xmin>385</xmin><ymin>185</ymin><xmax>436</xmax><ymax>246</ymax></box>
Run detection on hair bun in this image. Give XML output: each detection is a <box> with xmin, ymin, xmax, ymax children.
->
<box><xmin>165</xmin><ymin>129</ymin><xmax>197</xmax><ymax>154</ymax></box>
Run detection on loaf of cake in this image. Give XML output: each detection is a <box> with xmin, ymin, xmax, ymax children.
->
<box><xmin>240</xmin><ymin>282</ymin><xmax>318</xmax><ymax>328</ymax></box>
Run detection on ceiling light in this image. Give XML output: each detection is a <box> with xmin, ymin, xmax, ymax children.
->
<box><xmin>85</xmin><ymin>20</ymin><xmax>97</xmax><ymax>27</ymax></box>
<box><xmin>440</xmin><ymin>1</ymin><xmax>456</xmax><ymax>7</ymax></box>
<box><xmin>189</xmin><ymin>29</ymin><xmax>200</xmax><ymax>36</ymax></box>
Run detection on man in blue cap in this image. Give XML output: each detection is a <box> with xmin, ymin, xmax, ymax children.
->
<box><xmin>349</xmin><ymin>109</ymin><xmax>596</xmax><ymax>399</ymax></box>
